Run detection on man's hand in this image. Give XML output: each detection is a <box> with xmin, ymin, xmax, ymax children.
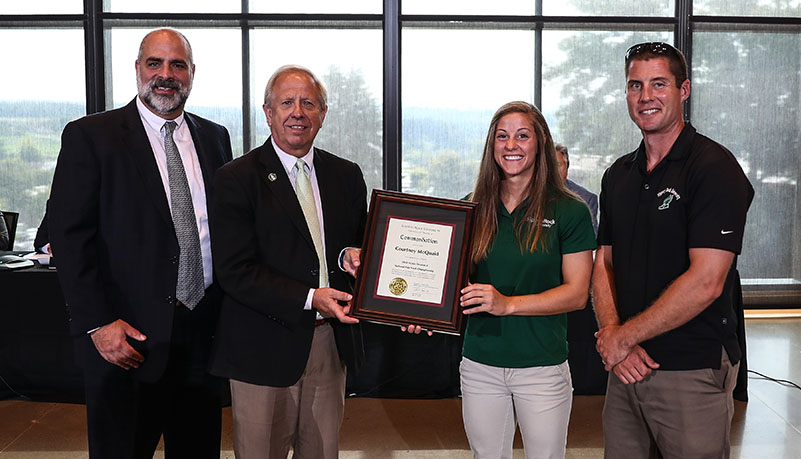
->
<box><xmin>594</xmin><ymin>324</ymin><xmax>633</xmax><ymax>369</ymax></box>
<box><xmin>90</xmin><ymin>319</ymin><xmax>147</xmax><ymax>370</ymax></box>
<box><xmin>611</xmin><ymin>346</ymin><xmax>660</xmax><ymax>384</ymax></box>
<box><xmin>460</xmin><ymin>282</ymin><xmax>513</xmax><ymax>316</ymax></box>
<box><xmin>342</xmin><ymin>248</ymin><xmax>361</xmax><ymax>277</ymax></box>
<box><xmin>313</xmin><ymin>287</ymin><xmax>359</xmax><ymax>324</ymax></box>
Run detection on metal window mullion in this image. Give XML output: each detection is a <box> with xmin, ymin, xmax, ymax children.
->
<box><xmin>84</xmin><ymin>0</ymin><xmax>105</xmax><ymax>114</ymax></box>
<box><xmin>241</xmin><ymin>0</ymin><xmax>251</xmax><ymax>154</ymax></box>
<box><xmin>677</xmin><ymin>0</ymin><xmax>692</xmax><ymax>121</ymax></box>
<box><xmin>383</xmin><ymin>0</ymin><xmax>401</xmax><ymax>191</ymax></box>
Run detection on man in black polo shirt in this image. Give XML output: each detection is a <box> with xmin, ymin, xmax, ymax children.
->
<box><xmin>592</xmin><ymin>42</ymin><xmax>753</xmax><ymax>458</ymax></box>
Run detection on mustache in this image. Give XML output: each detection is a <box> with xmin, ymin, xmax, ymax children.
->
<box><xmin>149</xmin><ymin>77</ymin><xmax>181</xmax><ymax>91</ymax></box>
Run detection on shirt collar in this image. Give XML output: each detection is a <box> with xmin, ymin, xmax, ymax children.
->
<box><xmin>136</xmin><ymin>96</ymin><xmax>185</xmax><ymax>133</ymax></box>
<box><xmin>271</xmin><ymin>137</ymin><xmax>315</xmax><ymax>176</ymax></box>
<box><xmin>628</xmin><ymin>122</ymin><xmax>697</xmax><ymax>169</ymax></box>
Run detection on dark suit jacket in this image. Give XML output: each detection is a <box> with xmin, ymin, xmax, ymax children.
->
<box><xmin>34</xmin><ymin>201</ymin><xmax>49</xmax><ymax>251</ymax></box>
<box><xmin>49</xmin><ymin>98</ymin><xmax>233</xmax><ymax>382</ymax></box>
<box><xmin>209</xmin><ymin>139</ymin><xmax>367</xmax><ymax>387</ymax></box>
<box><xmin>566</xmin><ymin>178</ymin><xmax>598</xmax><ymax>236</ymax></box>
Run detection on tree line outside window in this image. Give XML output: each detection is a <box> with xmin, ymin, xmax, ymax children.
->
<box><xmin>1</xmin><ymin>0</ymin><xmax>799</xmax><ymax>305</ymax></box>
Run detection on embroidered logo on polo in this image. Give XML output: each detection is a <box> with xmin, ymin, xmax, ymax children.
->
<box><xmin>656</xmin><ymin>187</ymin><xmax>681</xmax><ymax>211</ymax></box>
<box><xmin>526</xmin><ymin>217</ymin><xmax>556</xmax><ymax>228</ymax></box>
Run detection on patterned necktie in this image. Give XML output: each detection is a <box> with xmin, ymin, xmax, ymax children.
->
<box><xmin>294</xmin><ymin>158</ymin><xmax>328</xmax><ymax>288</ymax></box>
<box><xmin>164</xmin><ymin>121</ymin><xmax>204</xmax><ymax>309</ymax></box>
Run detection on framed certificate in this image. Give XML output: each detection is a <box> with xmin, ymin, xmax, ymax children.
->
<box><xmin>350</xmin><ymin>190</ymin><xmax>476</xmax><ymax>334</ymax></box>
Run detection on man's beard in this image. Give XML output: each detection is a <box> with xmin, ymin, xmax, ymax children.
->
<box><xmin>137</xmin><ymin>75</ymin><xmax>192</xmax><ymax>116</ymax></box>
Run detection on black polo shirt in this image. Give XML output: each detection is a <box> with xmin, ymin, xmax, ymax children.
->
<box><xmin>597</xmin><ymin>123</ymin><xmax>754</xmax><ymax>370</ymax></box>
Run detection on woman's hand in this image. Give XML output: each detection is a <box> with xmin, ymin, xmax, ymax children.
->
<box><xmin>400</xmin><ymin>324</ymin><xmax>433</xmax><ymax>336</ymax></box>
<box><xmin>460</xmin><ymin>282</ymin><xmax>513</xmax><ymax>316</ymax></box>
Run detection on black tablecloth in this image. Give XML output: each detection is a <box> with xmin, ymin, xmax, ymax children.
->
<box><xmin>4</xmin><ymin>264</ymin><xmax>721</xmax><ymax>402</ymax></box>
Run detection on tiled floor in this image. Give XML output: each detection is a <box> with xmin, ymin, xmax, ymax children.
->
<box><xmin>1</xmin><ymin>317</ymin><xmax>799</xmax><ymax>458</ymax></box>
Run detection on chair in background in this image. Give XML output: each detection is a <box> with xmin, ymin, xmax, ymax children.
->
<box><xmin>1</xmin><ymin>210</ymin><xmax>19</xmax><ymax>250</ymax></box>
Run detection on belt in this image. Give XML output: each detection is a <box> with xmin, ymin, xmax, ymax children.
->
<box><xmin>315</xmin><ymin>318</ymin><xmax>327</xmax><ymax>327</ymax></box>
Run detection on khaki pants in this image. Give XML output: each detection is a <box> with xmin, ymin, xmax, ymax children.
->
<box><xmin>460</xmin><ymin>357</ymin><xmax>573</xmax><ymax>459</ymax></box>
<box><xmin>230</xmin><ymin>323</ymin><xmax>346</xmax><ymax>459</ymax></box>
<box><xmin>603</xmin><ymin>347</ymin><xmax>738</xmax><ymax>459</ymax></box>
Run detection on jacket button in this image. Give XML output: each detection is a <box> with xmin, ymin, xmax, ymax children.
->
<box><xmin>311</xmin><ymin>269</ymin><xmax>318</xmax><ymax>277</ymax></box>
<box><xmin>165</xmin><ymin>295</ymin><xmax>174</xmax><ymax>303</ymax></box>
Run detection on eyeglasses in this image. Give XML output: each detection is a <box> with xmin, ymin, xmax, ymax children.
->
<box><xmin>625</xmin><ymin>42</ymin><xmax>681</xmax><ymax>62</ymax></box>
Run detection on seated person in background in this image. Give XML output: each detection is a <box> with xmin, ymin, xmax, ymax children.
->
<box><xmin>555</xmin><ymin>142</ymin><xmax>598</xmax><ymax>235</ymax></box>
<box><xmin>34</xmin><ymin>203</ymin><xmax>50</xmax><ymax>254</ymax></box>
<box><xmin>0</xmin><ymin>210</ymin><xmax>9</xmax><ymax>251</ymax></box>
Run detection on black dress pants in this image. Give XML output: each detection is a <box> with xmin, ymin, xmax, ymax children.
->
<box><xmin>81</xmin><ymin>298</ymin><xmax>223</xmax><ymax>459</ymax></box>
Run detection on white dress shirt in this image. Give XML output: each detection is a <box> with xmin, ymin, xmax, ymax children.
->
<box><xmin>136</xmin><ymin>97</ymin><xmax>213</xmax><ymax>289</ymax></box>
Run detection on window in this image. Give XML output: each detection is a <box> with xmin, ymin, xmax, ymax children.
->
<box><xmin>0</xmin><ymin>28</ymin><xmax>85</xmax><ymax>248</ymax></box>
<box><xmin>541</xmin><ymin>29</ymin><xmax>671</xmax><ymax>192</ymax></box>
<box><xmin>109</xmin><ymin>28</ymin><xmax>245</xmax><ymax>157</ymax></box>
<box><xmin>401</xmin><ymin>28</ymin><xmax>535</xmax><ymax>199</ymax></box>
<box><xmin>693</xmin><ymin>27</ymin><xmax>801</xmax><ymax>285</ymax></box>
<box><xmin>1</xmin><ymin>2</ymin><xmax>799</xmax><ymax>305</ymax></box>
<box><xmin>250</xmin><ymin>27</ymin><xmax>383</xmax><ymax>192</ymax></box>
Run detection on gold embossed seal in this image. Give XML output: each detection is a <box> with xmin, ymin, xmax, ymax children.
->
<box><xmin>388</xmin><ymin>277</ymin><xmax>408</xmax><ymax>296</ymax></box>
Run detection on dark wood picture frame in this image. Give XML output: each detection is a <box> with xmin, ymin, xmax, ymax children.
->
<box><xmin>350</xmin><ymin>190</ymin><xmax>476</xmax><ymax>334</ymax></box>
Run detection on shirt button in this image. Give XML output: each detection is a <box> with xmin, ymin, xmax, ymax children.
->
<box><xmin>644</xmin><ymin>183</ymin><xmax>650</xmax><ymax>190</ymax></box>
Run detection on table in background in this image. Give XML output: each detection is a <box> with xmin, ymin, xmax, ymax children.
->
<box><xmin>0</xmin><ymin>263</ymin><xmax>618</xmax><ymax>402</ymax></box>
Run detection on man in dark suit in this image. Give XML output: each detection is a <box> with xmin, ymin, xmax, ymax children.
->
<box><xmin>49</xmin><ymin>29</ymin><xmax>232</xmax><ymax>458</ymax></box>
<box><xmin>555</xmin><ymin>142</ymin><xmax>598</xmax><ymax>235</ymax></box>
<box><xmin>555</xmin><ymin>142</ymin><xmax>607</xmax><ymax>395</ymax></box>
<box><xmin>33</xmin><ymin>200</ymin><xmax>50</xmax><ymax>254</ymax></box>
<box><xmin>209</xmin><ymin>65</ymin><xmax>367</xmax><ymax>459</ymax></box>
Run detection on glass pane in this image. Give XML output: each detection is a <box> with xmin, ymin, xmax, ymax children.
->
<box><xmin>542</xmin><ymin>30</ymin><xmax>671</xmax><ymax>195</ymax></box>
<box><xmin>105</xmin><ymin>0</ymin><xmax>239</xmax><ymax>13</ymax></box>
<box><xmin>402</xmin><ymin>28</ymin><xmax>534</xmax><ymax>199</ymax></box>
<box><xmin>695</xmin><ymin>0</ymin><xmax>801</xmax><ymax>17</ymax></box>
<box><xmin>1</xmin><ymin>0</ymin><xmax>82</xmax><ymax>14</ymax></box>
<box><xmin>0</xmin><ymin>29</ymin><xmax>85</xmax><ymax>249</ymax></box>
<box><xmin>402</xmin><ymin>0</ymin><xmax>534</xmax><ymax>15</ymax></box>
<box><xmin>250</xmin><ymin>0</ymin><xmax>380</xmax><ymax>14</ymax></box>
<box><xmin>543</xmin><ymin>0</ymin><xmax>673</xmax><ymax>16</ymax></box>
<box><xmin>250</xmin><ymin>28</ymin><xmax>383</xmax><ymax>193</ymax></box>
<box><xmin>693</xmin><ymin>30</ymin><xmax>801</xmax><ymax>282</ymax></box>
<box><xmin>109</xmin><ymin>28</ymin><xmax>244</xmax><ymax>158</ymax></box>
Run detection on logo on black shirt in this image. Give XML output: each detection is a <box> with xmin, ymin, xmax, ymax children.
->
<box><xmin>656</xmin><ymin>187</ymin><xmax>681</xmax><ymax>210</ymax></box>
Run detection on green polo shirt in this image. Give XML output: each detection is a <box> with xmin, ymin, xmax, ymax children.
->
<box><xmin>463</xmin><ymin>194</ymin><xmax>596</xmax><ymax>368</ymax></box>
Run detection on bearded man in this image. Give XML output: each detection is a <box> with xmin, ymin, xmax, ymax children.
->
<box><xmin>49</xmin><ymin>28</ymin><xmax>232</xmax><ymax>459</ymax></box>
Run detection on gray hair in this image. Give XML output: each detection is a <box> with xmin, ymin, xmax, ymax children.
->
<box><xmin>263</xmin><ymin>65</ymin><xmax>328</xmax><ymax>109</ymax></box>
<box><xmin>554</xmin><ymin>142</ymin><xmax>569</xmax><ymax>166</ymax></box>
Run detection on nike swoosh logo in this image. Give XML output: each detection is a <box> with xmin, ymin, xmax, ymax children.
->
<box><xmin>721</xmin><ymin>230</ymin><xmax>734</xmax><ymax>235</ymax></box>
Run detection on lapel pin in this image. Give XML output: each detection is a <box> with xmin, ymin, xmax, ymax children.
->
<box><xmin>267</xmin><ymin>172</ymin><xmax>277</xmax><ymax>182</ymax></box>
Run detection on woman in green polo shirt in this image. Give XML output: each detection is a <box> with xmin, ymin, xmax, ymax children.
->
<box><xmin>458</xmin><ymin>101</ymin><xmax>596</xmax><ymax>458</ymax></box>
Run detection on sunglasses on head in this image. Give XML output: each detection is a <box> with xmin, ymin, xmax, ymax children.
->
<box><xmin>625</xmin><ymin>42</ymin><xmax>681</xmax><ymax>61</ymax></box>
